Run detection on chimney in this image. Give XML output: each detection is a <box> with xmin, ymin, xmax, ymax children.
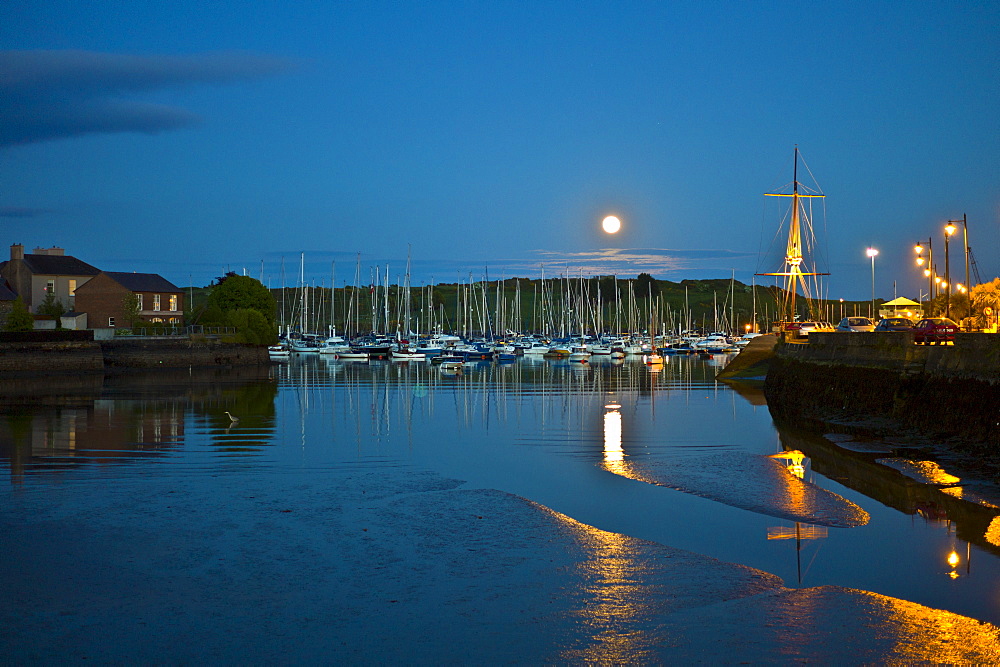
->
<box><xmin>10</xmin><ymin>244</ymin><xmax>24</xmax><ymax>261</ymax></box>
<box><xmin>32</xmin><ymin>246</ymin><xmax>65</xmax><ymax>256</ymax></box>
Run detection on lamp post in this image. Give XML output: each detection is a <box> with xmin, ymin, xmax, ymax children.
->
<box><xmin>915</xmin><ymin>238</ymin><xmax>933</xmax><ymax>313</ymax></box>
<box><xmin>866</xmin><ymin>247</ymin><xmax>879</xmax><ymax>319</ymax></box>
<box><xmin>947</xmin><ymin>215</ymin><xmax>969</xmax><ymax>325</ymax></box>
<box><xmin>945</xmin><ymin>222</ymin><xmax>957</xmax><ymax>319</ymax></box>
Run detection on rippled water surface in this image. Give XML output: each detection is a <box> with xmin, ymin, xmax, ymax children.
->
<box><xmin>3</xmin><ymin>354</ymin><xmax>1000</xmax><ymax>625</ymax></box>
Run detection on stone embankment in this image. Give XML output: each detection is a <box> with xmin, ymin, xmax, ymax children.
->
<box><xmin>0</xmin><ymin>334</ymin><xmax>268</xmax><ymax>374</ymax></box>
<box><xmin>758</xmin><ymin>332</ymin><xmax>1000</xmax><ymax>451</ymax></box>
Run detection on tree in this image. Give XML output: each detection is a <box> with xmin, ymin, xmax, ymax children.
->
<box><xmin>226</xmin><ymin>308</ymin><xmax>277</xmax><ymax>345</ymax></box>
<box><xmin>206</xmin><ymin>276</ymin><xmax>277</xmax><ymax>344</ymax></box>
<box><xmin>971</xmin><ymin>279</ymin><xmax>1000</xmax><ymax>331</ymax></box>
<box><xmin>4</xmin><ymin>296</ymin><xmax>34</xmax><ymax>332</ymax></box>
<box><xmin>207</xmin><ymin>275</ymin><xmax>277</xmax><ymax>322</ymax></box>
<box><xmin>636</xmin><ymin>273</ymin><xmax>659</xmax><ymax>298</ymax></box>
<box><xmin>121</xmin><ymin>293</ymin><xmax>141</xmax><ymax>329</ymax></box>
<box><xmin>37</xmin><ymin>292</ymin><xmax>66</xmax><ymax>319</ymax></box>
<box><xmin>212</xmin><ymin>271</ymin><xmax>238</xmax><ymax>286</ymax></box>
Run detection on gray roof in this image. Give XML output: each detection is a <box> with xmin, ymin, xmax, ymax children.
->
<box><xmin>0</xmin><ymin>280</ymin><xmax>16</xmax><ymax>301</ymax></box>
<box><xmin>104</xmin><ymin>271</ymin><xmax>181</xmax><ymax>293</ymax></box>
<box><xmin>21</xmin><ymin>254</ymin><xmax>101</xmax><ymax>276</ymax></box>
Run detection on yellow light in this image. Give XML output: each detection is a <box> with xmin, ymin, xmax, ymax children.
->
<box><xmin>866</xmin><ymin>247</ymin><xmax>879</xmax><ymax>258</ymax></box>
<box><xmin>915</xmin><ymin>244</ymin><xmax>923</xmax><ymax>254</ymax></box>
<box><xmin>603</xmin><ymin>409</ymin><xmax>624</xmax><ymax>466</ymax></box>
<box><xmin>916</xmin><ymin>257</ymin><xmax>925</xmax><ymax>266</ymax></box>
<box><xmin>745</xmin><ymin>324</ymin><xmax>751</xmax><ymax>332</ymax></box>
<box><xmin>601</xmin><ymin>215</ymin><xmax>622</xmax><ymax>234</ymax></box>
<box><xmin>924</xmin><ymin>269</ymin><xmax>931</xmax><ymax>277</ymax></box>
<box><xmin>945</xmin><ymin>223</ymin><xmax>957</xmax><ymax>236</ymax></box>
<box><xmin>986</xmin><ymin>516</ymin><xmax>1000</xmax><ymax>547</ymax></box>
<box><xmin>947</xmin><ymin>550</ymin><xmax>960</xmax><ymax>569</ymax></box>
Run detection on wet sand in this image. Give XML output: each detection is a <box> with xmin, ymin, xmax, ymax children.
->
<box><xmin>2</xmin><ymin>464</ymin><xmax>999</xmax><ymax>663</ymax></box>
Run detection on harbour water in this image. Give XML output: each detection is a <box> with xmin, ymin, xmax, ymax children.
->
<box><xmin>3</xmin><ymin>353</ymin><xmax>1000</xmax><ymax>639</ymax></box>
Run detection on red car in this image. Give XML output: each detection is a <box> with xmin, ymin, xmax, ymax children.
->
<box><xmin>911</xmin><ymin>317</ymin><xmax>959</xmax><ymax>344</ymax></box>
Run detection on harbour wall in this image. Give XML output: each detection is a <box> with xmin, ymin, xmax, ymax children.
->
<box><xmin>763</xmin><ymin>332</ymin><xmax>1000</xmax><ymax>451</ymax></box>
<box><xmin>0</xmin><ymin>336</ymin><xmax>268</xmax><ymax>374</ymax></box>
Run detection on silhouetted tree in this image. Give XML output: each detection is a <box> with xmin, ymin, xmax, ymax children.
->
<box><xmin>4</xmin><ymin>296</ymin><xmax>34</xmax><ymax>331</ymax></box>
<box><xmin>636</xmin><ymin>273</ymin><xmax>659</xmax><ymax>298</ymax></box>
<box><xmin>36</xmin><ymin>292</ymin><xmax>66</xmax><ymax>319</ymax></box>
<box><xmin>208</xmin><ymin>275</ymin><xmax>277</xmax><ymax>322</ymax></box>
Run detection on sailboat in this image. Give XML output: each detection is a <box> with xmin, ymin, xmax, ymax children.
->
<box><xmin>755</xmin><ymin>147</ymin><xmax>829</xmax><ymax>330</ymax></box>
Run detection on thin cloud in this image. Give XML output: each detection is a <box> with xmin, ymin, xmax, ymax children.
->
<box><xmin>0</xmin><ymin>50</ymin><xmax>295</xmax><ymax>147</ymax></box>
<box><xmin>0</xmin><ymin>206</ymin><xmax>50</xmax><ymax>218</ymax></box>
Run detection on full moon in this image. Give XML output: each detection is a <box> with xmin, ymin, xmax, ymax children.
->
<box><xmin>601</xmin><ymin>215</ymin><xmax>621</xmax><ymax>234</ymax></box>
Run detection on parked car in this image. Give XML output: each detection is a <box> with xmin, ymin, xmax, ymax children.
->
<box><xmin>873</xmin><ymin>317</ymin><xmax>915</xmax><ymax>332</ymax></box>
<box><xmin>911</xmin><ymin>317</ymin><xmax>959</xmax><ymax>344</ymax></box>
<box><xmin>836</xmin><ymin>317</ymin><xmax>875</xmax><ymax>332</ymax></box>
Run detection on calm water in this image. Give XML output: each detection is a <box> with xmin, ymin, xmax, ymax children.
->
<box><xmin>3</xmin><ymin>354</ymin><xmax>999</xmax><ymax>625</ymax></box>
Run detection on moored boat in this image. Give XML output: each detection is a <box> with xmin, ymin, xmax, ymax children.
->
<box><xmin>268</xmin><ymin>344</ymin><xmax>290</xmax><ymax>360</ymax></box>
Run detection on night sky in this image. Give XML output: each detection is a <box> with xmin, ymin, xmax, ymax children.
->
<box><xmin>2</xmin><ymin>1</ymin><xmax>998</xmax><ymax>300</ymax></box>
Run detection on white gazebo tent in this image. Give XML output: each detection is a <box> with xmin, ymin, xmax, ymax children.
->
<box><xmin>879</xmin><ymin>297</ymin><xmax>922</xmax><ymax>320</ymax></box>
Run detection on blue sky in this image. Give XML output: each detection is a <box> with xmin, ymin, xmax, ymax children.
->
<box><xmin>1</xmin><ymin>1</ymin><xmax>997</xmax><ymax>300</ymax></box>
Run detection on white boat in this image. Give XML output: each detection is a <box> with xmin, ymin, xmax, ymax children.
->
<box><xmin>568</xmin><ymin>345</ymin><xmax>591</xmax><ymax>363</ymax></box>
<box><xmin>523</xmin><ymin>342</ymin><xmax>550</xmax><ymax>355</ymax></box>
<box><xmin>289</xmin><ymin>338</ymin><xmax>322</xmax><ymax>354</ymax></box>
<box><xmin>438</xmin><ymin>355</ymin><xmax>464</xmax><ymax>372</ymax></box>
<box><xmin>694</xmin><ymin>334</ymin><xmax>732</xmax><ymax>351</ymax></box>
<box><xmin>336</xmin><ymin>350</ymin><xmax>369</xmax><ymax>361</ymax></box>
<box><xmin>734</xmin><ymin>332</ymin><xmax>763</xmax><ymax>348</ymax></box>
<box><xmin>391</xmin><ymin>347</ymin><xmax>425</xmax><ymax>361</ymax></box>
<box><xmin>546</xmin><ymin>344</ymin><xmax>571</xmax><ymax>357</ymax></box>
<box><xmin>268</xmin><ymin>344</ymin><xmax>290</xmax><ymax>360</ymax></box>
<box><xmin>318</xmin><ymin>333</ymin><xmax>349</xmax><ymax>355</ymax></box>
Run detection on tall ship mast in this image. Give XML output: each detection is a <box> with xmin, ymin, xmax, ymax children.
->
<box><xmin>756</xmin><ymin>147</ymin><xmax>829</xmax><ymax>324</ymax></box>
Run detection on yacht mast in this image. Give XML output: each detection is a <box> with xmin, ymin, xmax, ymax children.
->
<box><xmin>756</xmin><ymin>147</ymin><xmax>828</xmax><ymax>322</ymax></box>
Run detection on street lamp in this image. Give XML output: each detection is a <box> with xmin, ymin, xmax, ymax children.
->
<box><xmin>866</xmin><ymin>247</ymin><xmax>879</xmax><ymax>319</ymax></box>
<box><xmin>948</xmin><ymin>215</ymin><xmax>970</xmax><ymax>325</ymax></box>
<box><xmin>915</xmin><ymin>238</ymin><xmax>934</xmax><ymax>308</ymax></box>
<box><xmin>945</xmin><ymin>222</ymin><xmax>957</xmax><ymax>318</ymax></box>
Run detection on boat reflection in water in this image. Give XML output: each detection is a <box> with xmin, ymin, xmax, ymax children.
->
<box><xmin>5</xmin><ymin>354</ymin><xmax>1000</xmax><ymax>632</ymax></box>
<box><xmin>765</xmin><ymin>450</ymin><xmax>829</xmax><ymax>585</ymax></box>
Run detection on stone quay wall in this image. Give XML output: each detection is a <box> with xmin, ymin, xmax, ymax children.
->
<box><xmin>0</xmin><ymin>336</ymin><xmax>268</xmax><ymax>374</ymax></box>
<box><xmin>764</xmin><ymin>332</ymin><xmax>1000</xmax><ymax>450</ymax></box>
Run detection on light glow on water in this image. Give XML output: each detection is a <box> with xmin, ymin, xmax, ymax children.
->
<box><xmin>2</xmin><ymin>355</ymin><xmax>1000</xmax><ymax>634</ymax></box>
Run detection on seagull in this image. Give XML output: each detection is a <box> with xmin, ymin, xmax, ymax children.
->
<box><xmin>225</xmin><ymin>411</ymin><xmax>239</xmax><ymax>424</ymax></box>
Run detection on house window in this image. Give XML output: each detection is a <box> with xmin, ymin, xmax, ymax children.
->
<box><xmin>109</xmin><ymin>317</ymin><xmax>115</xmax><ymax>327</ymax></box>
<box><xmin>152</xmin><ymin>317</ymin><xmax>163</xmax><ymax>323</ymax></box>
<box><xmin>69</xmin><ymin>279</ymin><xmax>77</xmax><ymax>296</ymax></box>
<box><xmin>153</xmin><ymin>294</ymin><xmax>161</xmax><ymax>311</ymax></box>
<box><xmin>136</xmin><ymin>294</ymin><xmax>143</xmax><ymax>310</ymax></box>
<box><xmin>169</xmin><ymin>294</ymin><xmax>178</xmax><ymax>311</ymax></box>
<box><xmin>46</xmin><ymin>279</ymin><xmax>55</xmax><ymax>294</ymax></box>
